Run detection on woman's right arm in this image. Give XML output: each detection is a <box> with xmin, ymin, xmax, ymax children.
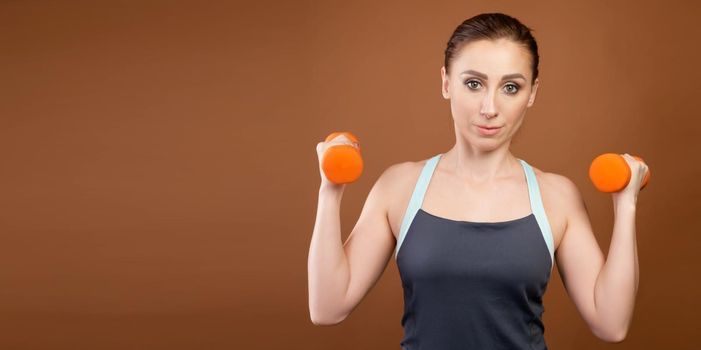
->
<box><xmin>307</xmin><ymin>138</ymin><xmax>400</xmax><ymax>326</ymax></box>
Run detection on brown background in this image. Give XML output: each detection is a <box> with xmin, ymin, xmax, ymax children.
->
<box><xmin>1</xmin><ymin>0</ymin><xmax>699</xmax><ymax>349</ymax></box>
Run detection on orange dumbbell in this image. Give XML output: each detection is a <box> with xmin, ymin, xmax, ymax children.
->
<box><xmin>321</xmin><ymin>131</ymin><xmax>364</xmax><ymax>184</ymax></box>
<box><xmin>589</xmin><ymin>153</ymin><xmax>650</xmax><ymax>193</ymax></box>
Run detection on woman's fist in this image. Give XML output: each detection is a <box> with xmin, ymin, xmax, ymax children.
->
<box><xmin>316</xmin><ymin>132</ymin><xmax>362</xmax><ymax>188</ymax></box>
<box><xmin>615</xmin><ymin>153</ymin><xmax>649</xmax><ymax>204</ymax></box>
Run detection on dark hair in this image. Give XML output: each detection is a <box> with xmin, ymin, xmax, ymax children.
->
<box><xmin>444</xmin><ymin>13</ymin><xmax>539</xmax><ymax>84</ymax></box>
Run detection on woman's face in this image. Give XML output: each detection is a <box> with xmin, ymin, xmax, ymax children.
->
<box><xmin>441</xmin><ymin>38</ymin><xmax>539</xmax><ymax>150</ymax></box>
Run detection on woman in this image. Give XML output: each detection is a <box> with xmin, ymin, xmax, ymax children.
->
<box><xmin>308</xmin><ymin>13</ymin><xmax>646</xmax><ymax>349</ymax></box>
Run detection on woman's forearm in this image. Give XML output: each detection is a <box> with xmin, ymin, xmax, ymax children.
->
<box><xmin>594</xmin><ymin>200</ymin><xmax>639</xmax><ymax>340</ymax></box>
<box><xmin>307</xmin><ymin>185</ymin><xmax>350</xmax><ymax>325</ymax></box>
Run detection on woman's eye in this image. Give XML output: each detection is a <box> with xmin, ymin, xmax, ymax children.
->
<box><xmin>465</xmin><ymin>80</ymin><xmax>481</xmax><ymax>89</ymax></box>
<box><xmin>465</xmin><ymin>80</ymin><xmax>520</xmax><ymax>94</ymax></box>
<box><xmin>504</xmin><ymin>84</ymin><xmax>520</xmax><ymax>94</ymax></box>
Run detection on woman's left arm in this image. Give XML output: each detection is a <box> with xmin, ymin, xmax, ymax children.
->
<box><xmin>554</xmin><ymin>154</ymin><xmax>648</xmax><ymax>343</ymax></box>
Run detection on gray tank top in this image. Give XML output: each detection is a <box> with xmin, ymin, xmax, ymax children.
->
<box><xmin>395</xmin><ymin>153</ymin><xmax>555</xmax><ymax>349</ymax></box>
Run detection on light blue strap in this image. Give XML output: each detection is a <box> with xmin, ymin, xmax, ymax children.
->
<box><xmin>394</xmin><ymin>154</ymin><xmax>442</xmax><ymax>259</ymax></box>
<box><xmin>519</xmin><ymin>159</ymin><xmax>555</xmax><ymax>271</ymax></box>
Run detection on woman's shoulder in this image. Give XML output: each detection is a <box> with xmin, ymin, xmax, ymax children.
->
<box><xmin>378</xmin><ymin>155</ymin><xmax>434</xmax><ymax>184</ymax></box>
<box><xmin>527</xmin><ymin>163</ymin><xmax>577</xmax><ymax>191</ymax></box>
<box><xmin>526</xmin><ymin>162</ymin><xmax>581</xmax><ymax>207</ymax></box>
<box><xmin>373</xmin><ymin>156</ymin><xmax>434</xmax><ymax>197</ymax></box>
<box><xmin>524</xmin><ymin>162</ymin><xmax>584</xmax><ymax>249</ymax></box>
<box><xmin>375</xmin><ymin>157</ymin><xmax>434</xmax><ymax>234</ymax></box>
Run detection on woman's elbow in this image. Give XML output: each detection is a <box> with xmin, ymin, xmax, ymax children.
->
<box><xmin>310</xmin><ymin>311</ymin><xmax>347</xmax><ymax>326</ymax></box>
<box><xmin>594</xmin><ymin>326</ymin><xmax>628</xmax><ymax>343</ymax></box>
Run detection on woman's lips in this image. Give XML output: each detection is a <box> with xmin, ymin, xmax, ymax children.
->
<box><xmin>476</xmin><ymin>125</ymin><xmax>502</xmax><ymax>136</ymax></box>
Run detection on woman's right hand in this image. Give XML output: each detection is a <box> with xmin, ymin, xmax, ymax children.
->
<box><xmin>316</xmin><ymin>133</ymin><xmax>358</xmax><ymax>191</ymax></box>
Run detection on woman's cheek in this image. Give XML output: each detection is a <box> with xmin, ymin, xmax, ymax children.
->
<box><xmin>452</xmin><ymin>106</ymin><xmax>469</xmax><ymax>128</ymax></box>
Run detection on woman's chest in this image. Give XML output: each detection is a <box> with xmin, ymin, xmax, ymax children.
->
<box><xmin>397</xmin><ymin>211</ymin><xmax>552</xmax><ymax>287</ymax></box>
<box><xmin>388</xmin><ymin>169</ymin><xmax>566</xmax><ymax>251</ymax></box>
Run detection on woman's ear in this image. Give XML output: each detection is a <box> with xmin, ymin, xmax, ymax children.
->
<box><xmin>441</xmin><ymin>66</ymin><xmax>450</xmax><ymax>99</ymax></box>
<box><xmin>527</xmin><ymin>78</ymin><xmax>539</xmax><ymax>107</ymax></box>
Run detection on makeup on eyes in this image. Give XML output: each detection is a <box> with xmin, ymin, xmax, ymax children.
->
<box><xmin>464</xmin><ymin>79</ymin><xmax>521</xmax><ymax>94</ymax></box>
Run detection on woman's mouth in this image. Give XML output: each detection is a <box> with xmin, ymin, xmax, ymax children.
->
<box><xmin>476</xmin><ymin>125</ymin><xmax>502</xmax><ymax>136</ymax></box>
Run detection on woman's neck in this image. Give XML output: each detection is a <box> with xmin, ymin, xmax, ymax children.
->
<box><xmin>442</xmin><ymin>143</ymin><xmax>520</xmax><ymax>184</ymax></box>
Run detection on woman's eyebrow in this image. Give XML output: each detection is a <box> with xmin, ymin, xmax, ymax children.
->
<box><xmin>460</xmin><ymin>69</ymin><xmax>526</xmax><ymax>81</ymax></box>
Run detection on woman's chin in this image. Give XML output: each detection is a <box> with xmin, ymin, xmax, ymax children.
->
<box><xmin>468</xmin><ymin>136</ymin><xmax>505</xmax><ymax>151</ymax></box>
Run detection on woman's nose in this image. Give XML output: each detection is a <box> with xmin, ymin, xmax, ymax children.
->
<box><xmin>480</xmin><ymin>91</ymin><xmax>497</xmax><ymax>118</ymax></box>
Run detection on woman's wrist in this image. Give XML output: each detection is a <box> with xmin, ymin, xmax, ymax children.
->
<box><xmin>612</xmin><ymin>196</ymin><xmax>636</xmax><ymax>214</ymax></box>
<box><xmin>319</xmin><ymin>183</ymin><xmax>345</xmax><ymax>198</ymax></box>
